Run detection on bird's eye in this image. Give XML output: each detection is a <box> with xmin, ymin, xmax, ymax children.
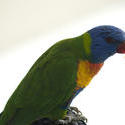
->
<box><xmin>105</xmin><ymin>37</ymin><xmax>116</xmax><ymax>43</ymax></box>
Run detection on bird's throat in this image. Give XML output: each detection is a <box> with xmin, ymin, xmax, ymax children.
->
<box><xmin>76</xmin><ymin>60</ymin><xmax>103</xmax><ymax>88</ymax></box>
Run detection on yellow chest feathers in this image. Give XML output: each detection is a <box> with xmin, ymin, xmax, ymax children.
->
<box><xmin>76</xmin><ymin>60</ymin><xmax>103</xmax><ymax>88</ymax></box>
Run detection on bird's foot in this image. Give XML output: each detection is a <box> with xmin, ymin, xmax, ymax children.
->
<box><xmin>55</xmin><ymin>106</ymin><xmax>87</xmax><ymax>125</ymax></box>
<box><xmin>68</xmin><ymin>106</ymin><xmax>87</xmax><ymax>123</ymax></box>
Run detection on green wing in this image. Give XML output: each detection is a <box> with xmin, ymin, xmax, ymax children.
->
<box><xmin>1</xmin><ymin>52</ymin><xmax>78</xmax><ymax>125</ymax></box>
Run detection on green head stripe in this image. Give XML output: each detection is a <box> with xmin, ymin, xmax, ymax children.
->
<box><xmin>83</xmin><ymin>32</ymin><xmax>91</xmax><ymax>56</ymax></box>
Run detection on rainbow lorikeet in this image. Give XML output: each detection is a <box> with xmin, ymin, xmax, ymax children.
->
<box><xmin>0</xmin><ymin>25</ymin><xmax>125</xmax><ymax>125</ymax></box>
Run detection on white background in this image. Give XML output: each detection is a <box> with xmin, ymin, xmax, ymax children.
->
<box><xmin>0</xmin><ymin>0</ymin><xmax>125</xmax><ymax>125</ymax></box>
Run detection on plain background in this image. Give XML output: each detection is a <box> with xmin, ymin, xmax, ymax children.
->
<box><xmin>0</xmin><ymin>0</ymin><xmax>125</xmax><ymax>125</ymax></box>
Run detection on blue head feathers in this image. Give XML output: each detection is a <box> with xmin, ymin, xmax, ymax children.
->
<box><xmin>87</xmin><ymin>25</ymin><xmax>125</xmax><ymax>63</ymax></box>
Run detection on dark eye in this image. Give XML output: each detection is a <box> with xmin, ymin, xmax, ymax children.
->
<box><xmin>105</xmin><ymin>37</ymin><xmax>116</xmax><ymax>43</ymax></box>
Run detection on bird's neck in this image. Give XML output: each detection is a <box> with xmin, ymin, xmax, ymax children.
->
<box><xmin>76</xmin><ymin>60</ymin><xmax>104</xmax><ymax>88</ymax></box>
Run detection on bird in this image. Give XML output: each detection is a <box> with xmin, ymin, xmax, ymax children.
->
<box><xmin>0</xmin><ymin>25</ymin><xmax>125</xmax><ymax>125</ymax></box>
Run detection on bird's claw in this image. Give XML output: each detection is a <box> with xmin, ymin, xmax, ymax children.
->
<box><xmin>68</xmin><ymin>106</ymin><xmax>87</xmax><ymax>123</ymax></box>
<box><xmin>56</xmin><ymin>106</ymin><xmax>87</xmax><ymax>125</ymax></box>
<box><xmin>68</xmin><ymin>106</ymin><xmax>82</xmax><ymax>116</ymax></box>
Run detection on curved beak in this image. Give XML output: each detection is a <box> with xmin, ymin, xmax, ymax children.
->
<box><xmin>117</xmin><ymin>41</ymin><xmax>125</xmax><ymax>53</ymax></box>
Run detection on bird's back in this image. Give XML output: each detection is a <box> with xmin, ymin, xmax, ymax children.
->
<box><xmin>0</xmin><ymin>38</ymin><xmax>80</xmax><ymax>125</ymax></box>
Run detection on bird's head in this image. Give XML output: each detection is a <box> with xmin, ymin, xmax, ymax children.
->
<box><xmin>83</xmin><ymin>25</ymin><xmax>125</xmax><ymax>63</ymax></box>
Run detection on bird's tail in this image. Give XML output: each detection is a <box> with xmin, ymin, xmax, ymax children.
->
<box><xmin>0</xmin><ymin>111</ymin><xmax>7</xmax><ymax>125</ymax></box>
<box><xmin>0</xmin><ymin>108</ymin><xmax>40</xmax><ymax>125</ymax></box>
<box><xmin>0</xmin><ymin>109</ymin><xmax>18</xmax><ymax>125</ymax></box>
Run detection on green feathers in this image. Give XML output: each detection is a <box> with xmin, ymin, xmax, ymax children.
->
<box><xmin>83</xmin><ymin>32</ymin><xmax>91</xmax><ymax>57</ymax></box>
<box><xmin>0</xmin><ymin>38</ymin><xmax>82</xmax><ymax>125</ymax></box>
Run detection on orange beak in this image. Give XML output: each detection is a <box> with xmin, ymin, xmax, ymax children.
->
<box><xmin>117</xmin><ymin>42</ymin><xmax>125</xmax><ymax>53</ymax></box>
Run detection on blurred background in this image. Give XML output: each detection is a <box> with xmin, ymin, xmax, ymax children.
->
<box><xmin>0</xmin><ymin>0</ymin><xmax>125</xmax><ymax>125</ymax></box>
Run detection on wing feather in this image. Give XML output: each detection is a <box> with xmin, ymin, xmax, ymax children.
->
<box><xmin>3</xmin><ymin>52</ymin><xmax>78</xmax><ymax>123</ymax></box>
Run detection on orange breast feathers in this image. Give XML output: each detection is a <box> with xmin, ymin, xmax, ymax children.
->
<box><xmin>76</xmin><ymin>60</ymin><xmax>103</xmax><ymax>88</ymax></box>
